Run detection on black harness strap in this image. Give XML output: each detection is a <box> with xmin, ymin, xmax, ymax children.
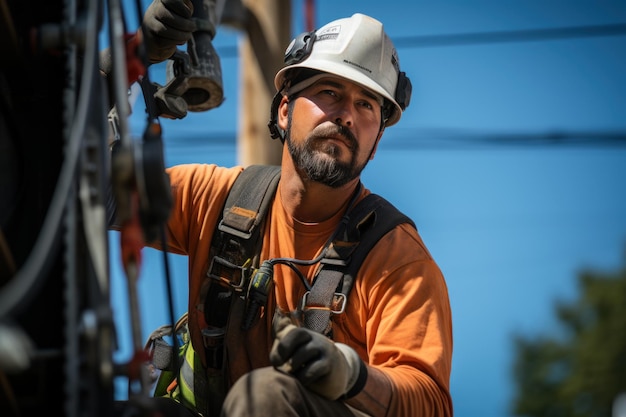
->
<box><xmin>303</xmin><ymin>194</ymin><xmax>415</xmax><ymax>334</ymax></box>
<box><xmin>218</xmin><ymin>165</ymin><xmax>281</xmax><ymax>240</ymax></box>
<box><xmin>203</xmin><ymin>165</ymin><xmax>280</xmax><ymax>370</ymax></box>
<box><xmin>206</xmin><ymin>165</ymin><xmax>280</xmax><ymax>290</ymax></box>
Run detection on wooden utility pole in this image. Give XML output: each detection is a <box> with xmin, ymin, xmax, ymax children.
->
<box><xmin>235</xmin><ymin>0</ymin><xmax>291</xmax><ymax>166</ymax></box>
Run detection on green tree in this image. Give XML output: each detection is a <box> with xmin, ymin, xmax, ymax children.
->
<box><xmin>511</xmin><ymin>253</ymin><xmax>626</xmax><ymax>417</ymax></box>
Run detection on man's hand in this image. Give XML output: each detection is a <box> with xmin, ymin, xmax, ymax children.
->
<box><xmin>140</xmin><ymin>0</ymin><xmax>196</xmax><ymax>63</ymax></box>
<box><xmin>270</xmin><ymin>315</ymin><xmax>367</xmax><ymax>400</ymax></box>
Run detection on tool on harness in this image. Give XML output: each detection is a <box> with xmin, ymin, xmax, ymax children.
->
<box><xmin>241</xmin><ymin>260</ymin><xmax>274</xmax><ymax>330</ymax></box>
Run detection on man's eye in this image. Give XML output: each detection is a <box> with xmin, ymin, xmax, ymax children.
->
<box><xmin>358</xmin><ymin>101</ymin><xmax>374</xmax><ymax>110</ymax></box>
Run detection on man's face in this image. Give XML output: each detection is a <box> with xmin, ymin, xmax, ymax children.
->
<box><xmin>280</xmin><ymin>76</ymin><xmax>385</xmax><ymax>188</ymax></box>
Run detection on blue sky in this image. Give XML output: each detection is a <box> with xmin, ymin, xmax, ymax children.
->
<box><xmin>107</xmin><ymin>1</ymin><xmax>626</xmax><ymax>416</ymax></box>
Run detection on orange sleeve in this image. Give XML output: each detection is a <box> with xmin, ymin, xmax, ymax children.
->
<box><xmin>153</xmin><ymin>164</ymin><xmax>243</xmax><ymax>256</ymax></box>
<box><xmin>335</xmin><ymin>223</ymin><xmax>453</xmax><ymax>416</ymax></box>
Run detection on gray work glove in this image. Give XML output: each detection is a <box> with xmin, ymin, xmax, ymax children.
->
<box><xmin>141</xmin><ymin>0</ymin><xmax>196</xmax><ymax>63</ymax></box>
<box><xmin>270</xmin><ymin>315</ymin><xmax>367</xmax><ymax>400</ymax></box>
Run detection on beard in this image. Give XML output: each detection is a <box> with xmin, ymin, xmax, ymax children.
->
<box><xmin>285</xmin><ymin>113</ymin><xmax>369</xmax><ymax>188</ymax></box>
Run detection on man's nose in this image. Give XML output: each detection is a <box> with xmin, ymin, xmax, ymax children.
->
<box><xmin>332</xmin><ymin>102</ymin><xmax>355</xmax><ymax>127</ymax></box>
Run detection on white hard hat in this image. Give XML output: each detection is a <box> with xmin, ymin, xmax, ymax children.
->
<box><xmin>274</xmin><ymin>13</ymin><xmax>412</xmax><ymax>126</ymax></box>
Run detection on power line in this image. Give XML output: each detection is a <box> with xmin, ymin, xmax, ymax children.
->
<box><xmin>380</xmin><ymin>129</ymin><xmax>626</xmax><ymax>150</ymax></box>
<box><xmin>215</xmin><ymin>23</ymin><xmax>626</xmax><ymax>58</ymax></box>
<box><xmin>159</xmin><ymin>128</ymin><xmax>626</xmax><ymax>151</ymax></box>
<box><xmin>391</xmin><ymin>23</ymin><xmax>626</xmax><ymax>48</ymax></box>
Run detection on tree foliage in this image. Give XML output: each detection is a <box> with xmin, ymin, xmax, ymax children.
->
<box><xmin>511</xmin><ymin>253</ymin><xmax>626</xmax><ymax>417</ymax></box>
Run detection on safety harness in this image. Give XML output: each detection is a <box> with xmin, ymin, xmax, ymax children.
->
<box><xmin>145</xmin><ymin>164</ymin><xmax>415</xmax><ymax>416</ymax></box>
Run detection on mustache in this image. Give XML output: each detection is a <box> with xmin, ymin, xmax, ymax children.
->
<box><xmin>308</xmin><ymin>123</ymin><xmax>358</xmax><ymax>151</ymax></box>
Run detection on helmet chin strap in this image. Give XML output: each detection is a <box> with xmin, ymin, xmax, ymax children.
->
<box><xmin>368</xmin><ymin>126</ymin><xmax>384</xmax><ymax>162</ymax></box>
<box><xmin>268</xmin><ymin>91</ymin><xmax>285</xmax><ymax>141</ymax></box>
<box><xmin>268</xmin><ymin>70</ymin><xmax>325</xmax><ymax>142</ymax></box>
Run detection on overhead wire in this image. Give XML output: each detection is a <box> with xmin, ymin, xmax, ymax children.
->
<box><xmin>377</xmin><ymin>129</ymin><xmax>626</xmax><ymax>150</ymax></box>
<box><xmin>158</xmin><ymin>129</ymin><xmax>626</xmax><ymax>151</ymax></box>
<box><xmin>391</xmin><ymin>23</ymin><xmax>626</xmax><ymax>48</ymax></box>
<box><xmin>213</xmin><ymin>22</ymin><xmax>626</xmax><ymax>58</ymax></box>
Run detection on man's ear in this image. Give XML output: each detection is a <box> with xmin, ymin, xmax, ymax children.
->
<box><xmin>277</xmin><ymin>96</ymin><xmax>290</xmax><ymax>130</ymax></box>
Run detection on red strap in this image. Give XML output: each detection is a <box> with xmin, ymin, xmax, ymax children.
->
<box><xmin>127</xmin><ymin>348</ymin><xmax>151</xmax><ymax>381</ymax></box>
<box><xmin>125</xmin><ymin>33</ymin><xmax>146</xmax><ymax>85</ymax></box>
<box><xmin>120</xmin><ymin>192</ymin><xmax>144</xmax><ymax>275</ymax></box>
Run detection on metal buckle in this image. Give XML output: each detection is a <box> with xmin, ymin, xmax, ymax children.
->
<box><xmin>300</xmin><ymin>291</ymin><xmax>346</xmax><ymax>314</ymax></box>
<box><xmin>206</xmin><ymin>256</ymin><xmax>250</xmax><ymax>293</ymax></box>
<box><xmin>201</xmin><ymin>326</ymin><xmax>226</xmax><ymax>347</ymax></box>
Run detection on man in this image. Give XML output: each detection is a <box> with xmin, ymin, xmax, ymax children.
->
<box><xmin>113</xmin><ymin>1</ymin><xmax>454</xmax><ymax>416</ymax></box>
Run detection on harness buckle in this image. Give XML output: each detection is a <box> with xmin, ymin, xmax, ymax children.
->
<box><xmin>206</xmin><ymin>256</ymin><xmax>252</xmax><ymax>293</ymax></box>
<box><xmin>201</xmin><ymin>326</ymin><xmax>226</xmax><ymax>369</ymax></box>
<box><xmin>300</xmin><ymin>291</ymin><xmax>347</xmax><ymax>314</ymax></box>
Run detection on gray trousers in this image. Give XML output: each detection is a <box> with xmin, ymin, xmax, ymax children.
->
<box><xmin>221</xmin><ymin>367</ymin><xmax>364</xmax><ymax>417</ymax></box>
<box><xmin>115</xmin><ymin>367</ymin><xmax>367</xmax><ymax>417</ymax></box>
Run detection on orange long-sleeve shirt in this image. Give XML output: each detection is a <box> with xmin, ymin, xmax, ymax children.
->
<box><xmin>154</xmin><ymin>163</ymin><xmax>453</xmax><ymax>416</ymax></box>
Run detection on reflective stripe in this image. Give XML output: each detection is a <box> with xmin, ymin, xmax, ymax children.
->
<box><xmin>178</xmin><ymin>341</ymin><xmax>197</xmax><ymax>407</ymax></box>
